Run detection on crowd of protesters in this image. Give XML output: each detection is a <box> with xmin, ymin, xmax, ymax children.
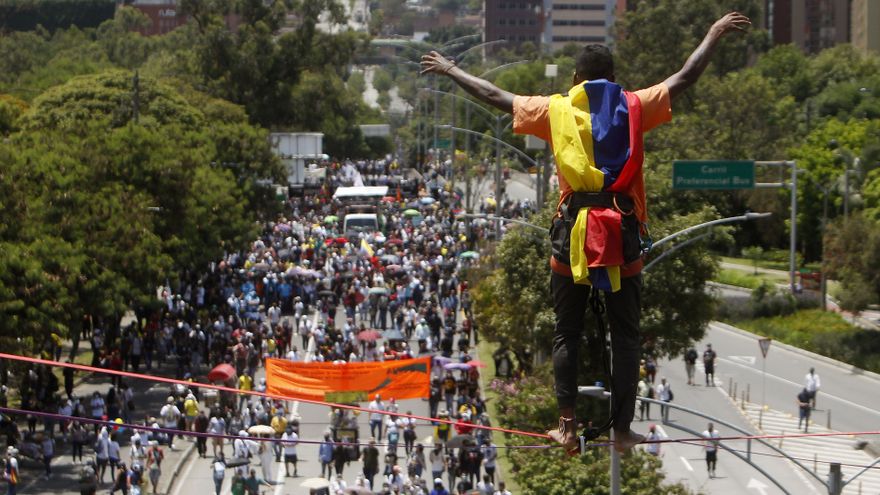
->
<box><xmin>0</xmin><ymin>157</ymin><xmax>531</xmax><ymax>495</ymax></box>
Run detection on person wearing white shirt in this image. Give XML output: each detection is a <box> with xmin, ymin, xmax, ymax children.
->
<box><xmin>208</xmin><ymin>415</ymin><xmax>226</xmax><ymax>457</ymax></box>
<box><xmin>267</xmin><ymin>303</ymin><xmax>281</xmax><ymax>327</ymax></box>
<box><xmin>644</xmin><ymin>424</ymin><xmax>661</xmax><ymax>457</ymax></box>
<box><xmin>159</xmin><ymin>397</ymin><xmax>181</xmax><ymax>449</ymax></box>
<box><xmin>232</xmin><ymin>432</ymin><xmax>251</xmax><ymax>475</ymax></box>
<box><xmin>702</xmin><ymin>423</ymin><xmax>721</xmax><ymax>478</ymax></box>
<box><xmin>655</xmin><ymin>377</ymin><xmax>672</xmax><ymax>417</ymax></box>
<box><xmin>281</xmin><ymin>427</ymin><xmax>298</xmax><ymax>477</ymax></box>
<box><xmin>492</xmin><ymin>480</ymin><xmax>512</xmax><ymax>495</ymax></box>
<box><xmin>804</xmin><ymin>367</ymin><xmax>821</xmax><ymax>409</ymax></box>
<box><xmin>286</xmin><ymin>348</ymin><xmax>300</xmax><ymax>362</ymax></box>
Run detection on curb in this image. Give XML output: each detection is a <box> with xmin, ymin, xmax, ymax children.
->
<box><xmin>710</xmin><ymin>320</ymin><xmax>880</xmax><ymax>382</ymax></box>
<box><xmin>163</xmin><ymin>441</ymin><xmax>197</xmax><ymax>495</ymax></box>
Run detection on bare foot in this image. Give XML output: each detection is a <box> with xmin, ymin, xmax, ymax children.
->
<box><xmin>547</xmin><ymin>417</ymin><xmax>578</xmax><ymax>449</ymax></box>
<box><xmin>613</xmin><ymin>429</ymin><xmax>645</xmax><ymax>453</ymax></box>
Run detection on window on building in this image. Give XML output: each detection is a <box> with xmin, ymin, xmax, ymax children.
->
<box><xmin>529</xmin><ymin>18</ymin><xmax>536</xmax><ymax>25</ymax></box>
<box><xmin>553</xmin><ymin>3</ymin><xmax>604</xmax><ymax>10</ymax></box>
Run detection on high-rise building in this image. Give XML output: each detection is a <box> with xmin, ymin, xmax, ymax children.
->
<box><xmin>484</xmin><ymin>0</ymin><xmax>621</xmax><ymax>51</ymax></box>
<box><xmin>544</xmin><ymin>0</ymin><xmax>611</xmax><ymax>51</ymax></box>
<box><xmin>851</xmin><ymin>0</ymin><xmax>880</xmax><ymax>54</ymax></box>
<box><xmin>766</xmin><ymin>0</ymin><xmax>850</xmax><ymax>54</ymax></box>
<box><xmin>484</xmin><ymin>0</ymin><xmax>544</xmax><ymax>46</ymax></box>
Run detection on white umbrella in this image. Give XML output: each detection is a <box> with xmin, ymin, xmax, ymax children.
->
<box><xmin>300</xmin><ymin>477</ymin><xmax>331</xmax><ymax>488</ymax></box>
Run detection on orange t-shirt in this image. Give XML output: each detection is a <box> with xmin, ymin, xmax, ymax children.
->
<box><xmin>512</xmin><ymin>83</ymin><xmax>672</xmax><ymax>278</ymax></box>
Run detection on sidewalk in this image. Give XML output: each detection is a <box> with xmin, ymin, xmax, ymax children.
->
<box><xmin>17</xmin><ymin>355</ymin><xmax>197</xmax><ymax>495</ymax></box>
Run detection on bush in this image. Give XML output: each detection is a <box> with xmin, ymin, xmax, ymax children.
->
<box><xmin>492</xmin><ymin>367</ymin><xmax>694</xmax><ymax>494</ymax></box>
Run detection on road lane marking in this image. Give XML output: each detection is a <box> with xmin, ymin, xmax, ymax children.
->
<box><xmin>729</xmin><ymin>355</ymin><xmax>756</xmax><ymax>365</ymax></box>
<box><xmin>170</xmin><ymin>449</ymin><xmax>199</xmax><ymax>495</ymax></box>
<box><xmin>680</xmin><ymin>456</ymin><xmax>694</xmax><ymax>472</ymax></box>
<box><xmin>716</xmin><ymin>357</ymin><xmax>880</xmax><ymax>417</ymax></box>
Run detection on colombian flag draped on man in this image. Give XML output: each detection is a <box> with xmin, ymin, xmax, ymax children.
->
<box><xmin>548</xmin><ymin>79</ymin><xmax>645</xmax><ymax>291</ymax></box>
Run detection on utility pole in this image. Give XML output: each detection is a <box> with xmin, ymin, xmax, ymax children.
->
<box><xmin>790</xmin><ymin>160</ymin><xmax>798</xmax><ymax>294</ymax></box>
<box><xmin>495</xmin><ymin>115</ymin><xmax>503</xmax><ymax>238</ymax></box>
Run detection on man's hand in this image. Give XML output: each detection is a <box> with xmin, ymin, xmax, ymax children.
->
<box><xmin>663</xmin><ymin>11</ymin><xmax>751</xmax><ymax>100</ymax></box>
<box><xmin>419</xmin><ymin>50</ymin><xmax>515</xmax><ymax>114</ymax></box>
<box><xmin>709</xmin><ymin>11</ymin><xmax>751</xmax><ymax>39</ymax></box>
<box><xmin>420</xmin><ymin>51</ymin><xmax>457</xmax><ymax>76</ymax></box>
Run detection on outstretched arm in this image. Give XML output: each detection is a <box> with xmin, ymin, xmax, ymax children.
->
<box><xmin>663</xmin><ymin>12</ymin><xmax>751</xmax><ymax>100</ymax></box>
<box><xmin>420</xmin><ymin>51</ymin><xmax>515</xmax><ymax>114</ymax></box>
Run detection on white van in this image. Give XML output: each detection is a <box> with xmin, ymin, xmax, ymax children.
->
<box><xmin>343</xmin><ymin>213</ymin><xmax>380</xmax><ymax>234</ymax></box>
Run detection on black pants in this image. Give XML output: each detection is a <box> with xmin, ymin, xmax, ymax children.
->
<box><xmin>551</xmin><ymin>272</ymin><xmax>641</xmax><ymax>433</ymax></box>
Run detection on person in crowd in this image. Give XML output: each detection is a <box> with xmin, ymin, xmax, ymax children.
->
<box><xmin>145</xmin><ymin>441</ymin><xmax>163</xmax><ymax>495</ymax></box>
<box><xmin>79</xmin><ymin>458</ymin><xmax>98</xmax><ymax>495</ymax></box>
<box><xmin>281</xmin><ymin>424</ymin><xmax>299</xmax><ymax>477</ymax></box>
<box><xmin>159</xmin><ymin>397</ymin><xmax>181</xmax><ymax>450</ymax></box>
<box><xmin>209</xmin><ymin>412</ymin><xmax>226</xmax><ymax>458</ymax></box>
<box><xmin>361</xmin><ymin>438</ymin><xmax>380</xmax><ymax>489</ymax></box>
<box><xmin>493</xmin><ymin>481</ymin><xmax>512</xmax><ymax>495</ymax></box>
<box><xmin>481</xmin><ymin>438</ymin><xmax>497</xmax><ymax>484</ymax></box>
<box><xmin>369</xmin><ymin>394</ymin><xmax>385</xmax><ymax>440</ymax></box>
<box><xmin>71</xmin><ymin>421</ymin><xmax>87</xmax><ymax>464</ymax></box>
<box><xmin>211</xmin><ymin>453</ymin><xmax>226</xmax><ymax>495</ymax></box>
<box><xmin>319</xmin><ymin>432</ymin><xmax>334</xmax><ymax>480</ymax></box>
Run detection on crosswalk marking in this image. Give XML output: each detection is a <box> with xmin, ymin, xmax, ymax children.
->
<box><xmin>738</xmin><ymin>401</ymin><xmax>880</xmax><ymax>495</ymax></box>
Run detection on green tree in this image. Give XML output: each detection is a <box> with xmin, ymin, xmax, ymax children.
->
<box><xmin>823</xmin><ymin>214</ymin><xmax>880</xmax><ymax>312</ymax></box>
<box><xmin>614</xmin><ymin>0</ymin><xmax>767</xmax><ymax>99</ymax></box>
<box><xmin>742</xmin><ymin>246</ymin><xmax>764</xmax><ymax>274</ymax></box>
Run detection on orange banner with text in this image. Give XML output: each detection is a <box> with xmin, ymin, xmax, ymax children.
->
<box><xmin>265</xmin><ymin>357</ymin><xmax>431</xmax><ymax>403</ymax></box>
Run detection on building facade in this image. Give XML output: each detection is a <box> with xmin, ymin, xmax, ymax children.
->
<box><xmin>484</xmin><ymin>0</ymin><xmax>620</xmax><ymax>51</ymax></box>
<box><xmin>484</xmin><ymin>0</ymin><xmax>544</xmax><ymax>46</ymax></box>
<box><xmin>766</xmin><ymin>0</ymin><xmax>850</xmax><ymax>54</ymax></box>
<box><xmin>851</xmin><ymin>0</ymin><xmax>880</xmax><ymax>54</ymax></box>
<box><xmin>124</xmin><ymin>0</ymin><xmax>240</xmax><ymax>36</ymax></box>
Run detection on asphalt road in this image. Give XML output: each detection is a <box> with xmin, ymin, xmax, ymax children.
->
<box><xmin>653</xmin><ymin>321</ymin><xmax>880</xmax><ymax>494</ymax></box>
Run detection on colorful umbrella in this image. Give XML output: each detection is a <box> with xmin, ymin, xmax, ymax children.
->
<box><xmin>207</xmin><ymin>363</ymin><xmax>236</xmax><ymax>382</ymax></box>
<box><xmin>323</xmin><ymin>215</ymin><xmax>339</xmax><ymax>224</ymax></box>
<box><xmin>419</xmin><ymin>197</ymin><xmax>436</xmax><ymax>205</ymax></box>
<box><xmin>403</xmin><ymin>209</ymin><xmax>421</xmax><ymax>217</ymax></box>
<box><xmin>381</xmin><ymin>196</ymin><xmax>396</xmax><ymax>203</ymax></box>
<box><xmin>459</xmin><ymin>251</ymin><xmax>480</xmax><ymax>259</ymax></box>
<box><xmin>300</xmin><ymin>478</ymin><xmax>331</xmax><ymax>489</ymax></box>
<box><xmin>444</xmin><ymin>362</ymin><xmax>471</xmax><ymax>371</ymax></box>
<box><xmin>368</xmin><ymin>287</ymin><xmax>388</xmax><ymax>295</ymax></box>
<box><xmin>465</xmin><ymin>359</ymin><xmax>487</xmax><ymax>368</ymax></box>
<box><xmin>357</xmin><ymin>329</ymin><xmax>382</xmax><ymax>342</ymax></box>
